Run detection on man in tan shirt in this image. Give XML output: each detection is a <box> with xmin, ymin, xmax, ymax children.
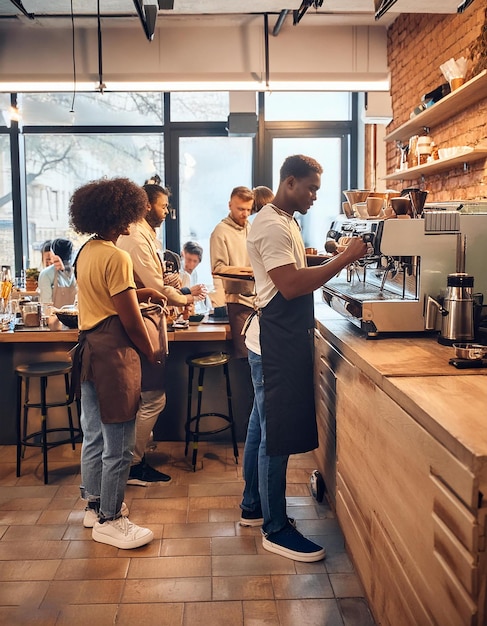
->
<box><xmin>118</xmin><ymin>183</ymin><xmax>204</xmax><ymax>485</ymax></box>
<box><xmin>210</xmin><ymin>186</ymin><xmax>255</xmax><ymax>359</ymax></box>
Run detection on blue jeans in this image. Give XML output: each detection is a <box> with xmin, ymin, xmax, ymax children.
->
<box><xmin>241</xmin><ymin>349</ymin><xmax>289</xmax><ymax>535</ymax></box>
<box><xmin>80</xmin><ymin>381</ymin><xmax>135</xmax><ymax>520</ymax></box>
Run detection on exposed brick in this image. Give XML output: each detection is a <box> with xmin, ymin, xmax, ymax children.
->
<box><xmin>385</xmin><ymin>5</ymin><xmax>487</xmax><ymax>201</ymax></box>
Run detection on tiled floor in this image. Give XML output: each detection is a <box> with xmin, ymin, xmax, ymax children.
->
<box><xmin>0</xmin><ymin>440</ymin><xmax>376</xmax><ymax>625</ymax></box>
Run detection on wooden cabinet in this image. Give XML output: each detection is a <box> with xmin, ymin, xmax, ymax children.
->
<box><xmin>313</xmin><ymin>325</ymin><xmax>487</xmax><ymax>626</ymax></box>
<box><xmin>383</xmin><ymin>69</ymin><xmax>487</xmax><ymax>182</ymax></box>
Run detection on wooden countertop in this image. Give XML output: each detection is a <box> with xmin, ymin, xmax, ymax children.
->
<box><xmin>314</xmin><ymin>302</ymin><xmax>487</xmax><ymax>382</ymax></box>
<box><xmin>314</xmin><ymin>302</ymin><xmax>487</xmax><ymax>474</ymax></box>
<box><xmin>0</xmin><ymin>323</ymin><xmax>230</xmax><ymax>343</ymax></box>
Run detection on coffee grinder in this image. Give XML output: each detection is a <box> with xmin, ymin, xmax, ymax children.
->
<box><xmin>426</xmin><ymin>233</ymin><xmax>475</xmax><ymax>345</ymax></box>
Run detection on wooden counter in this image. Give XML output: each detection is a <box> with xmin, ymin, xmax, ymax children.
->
<box><xmin>0</xmin><ymin>322</ymin><xmax>239</xmax><ymax>446</ymax></box>
<box><xmin>313</xmin><ymin>303</ymin><xmax>487</xmax><ymax>626</ymax></box>
<box><xmin>0</xmin><ymin>322</ymin><xmax>230</xmax><ymax>343</ymax></box>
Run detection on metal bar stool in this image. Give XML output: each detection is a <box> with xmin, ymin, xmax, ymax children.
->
<box><xmin>16</xmin><ymin>360</ymin><xmax>82</xmax><ymax>484</ymax></box>
<box><xmin>184</xmin><ymin>351</ymin><xmax>239</xmax><ymax>471</ymax></box>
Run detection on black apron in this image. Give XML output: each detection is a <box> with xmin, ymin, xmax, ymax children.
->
<box><xmin>259</xmin><ymin>290</ymin><xmax>318</xmax><ymax>456</ymax></box>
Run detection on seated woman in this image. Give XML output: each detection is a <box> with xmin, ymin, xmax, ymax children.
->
<box><xmin>38</xmin><ymin>238</ymin><xmax>77</xmax><ymax>308</ymax></box>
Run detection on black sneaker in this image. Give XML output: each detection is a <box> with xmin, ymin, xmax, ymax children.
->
<box><xmin>262</xmin><ymin>523</ymin><xmax>326</xmax><ymax>562</ymax></box>
<box><xmin>240</xmin><ymin>509</ymin><xmax>296</xmax><ymax>529</ymax></box>
<box><xmin>127</xmin><ymin>460</ymin><xmax>172</xmax><ymax>486</ymax></box>
<box><xmin>239</xmin><ymin>509</ymin><xmax>264</xmax><ymax>527</ymax></box>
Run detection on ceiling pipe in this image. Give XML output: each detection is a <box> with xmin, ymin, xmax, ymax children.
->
<box><xmin>8</xmin><ymin>0</ymin><xmax>34</xmax><ymax>19</ymax></box>
<box><xmin>264</xmin><ymin>13</ymin><xmax>270</xmax><ymax>88</ymax></box>
<box><xmin>132</xmin><ymin>0</ymin><xmax>152</xmax><ymax>41</ymax></box>
<box><xmin>272</xmin><ymin>9</ymin><xmax>289</xmax><ymax>36</ymax></box>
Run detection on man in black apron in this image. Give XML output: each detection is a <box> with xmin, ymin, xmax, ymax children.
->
<box><xmin>239</xmin><ymin>154</ymin><xmax>367</xmax><ymax>562</ymax></box>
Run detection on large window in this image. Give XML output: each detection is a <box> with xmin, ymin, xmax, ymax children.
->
<box><xmin>20</xmin><ymin>92</ymin><xmax>164</xmax><ymax>126</ymax></box>
<box><xmin>0</xmin><ymin>134</ymin><xmax>13</xmax><ymax>270</ymax></box>
<box><xmin>6</xmin><ymin>90</ymin><xmax>358</xmax><ymax>277</ymax></box>
<box><xmin>271</xmin><ymin>137</ymin><xmax>344</xmax><ymax>253</ymax></box>
<box><xmin>178</xmin><ymin>135</ymin><xmax>253</xmax><ymax>286</ymax></box>
<box><xmin>24</xmin><ymin>133</ymin><xmax>164</xmax><ymax>268</ymax></box>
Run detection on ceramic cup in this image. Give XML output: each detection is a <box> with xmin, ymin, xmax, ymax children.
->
<box><xmin>366</xmin><ymin>196</ymin><xmax>384</xmax><ymax>217</ymax></box>
<box><xmin>342</xmin><ymin>201</ymin><xmax>352</xmax><ymax>218</ymax></box>
<box><xmin>391</xmin><ymin>197</ymin><xmax>412</xmax><ymax>216</ymax></box>
<box><xmin>353</xmin><ymin>202</ymin><xmax>369</xmax><ymax>219</ymax></box>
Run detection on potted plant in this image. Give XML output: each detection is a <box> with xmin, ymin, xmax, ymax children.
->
<box><xmin>25</xmin><ymin>267</ymin><xmax>40</xmax><ymax>292</ymax></box>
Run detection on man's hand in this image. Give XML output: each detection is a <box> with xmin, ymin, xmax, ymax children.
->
<box><xmin>163</xmin><ymin>272</ymin><xmax>182</xmax><ymax>289</ymax></box>
<box><xmin>51</xmin><ymin>254</ymin><xmax>65</xmax><ymax>271</ymax></box>
<box><xmin>190</xmin><ymin>284</ymin><xmax>207</xmax><ymax>301</ymax></box>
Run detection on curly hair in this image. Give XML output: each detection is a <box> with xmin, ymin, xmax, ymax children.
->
<box><xmin>280</xmin><ymin>155</ymin><xmax>323</xmax><ymax>182</ymax></box>
<box><xmin>69</xmin><ymin>178</ymin><xmax>148</xmax><ymax>237</ymax></box>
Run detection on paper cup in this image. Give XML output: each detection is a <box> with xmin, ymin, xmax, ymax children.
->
<box><xmin>450</xmin><ymin>77</ymin><xmax>465</xmax><ymax>91</ymax></box>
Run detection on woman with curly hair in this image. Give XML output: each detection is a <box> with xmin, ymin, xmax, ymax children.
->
<box><xmin>70</xmin><ymin>177</ymin><xmax>165</xmax><ymax>549</ymax></box>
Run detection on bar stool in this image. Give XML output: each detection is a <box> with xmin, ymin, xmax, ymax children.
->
<box><xmin>16</xmin><ymin>360</ymin><xmax>82</xmax><ymax>484</ymax></box>
<box><xmin>184</xmin><ymin>351</ymin><xmax>239</xmax><ymax>471</ymax></box>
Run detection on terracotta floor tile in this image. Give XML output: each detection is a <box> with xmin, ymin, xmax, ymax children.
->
<box><xmin>160</xmin><ymin>537</ymin><xmax>211</xmax><ymax>557</ymax></box>
<box><xmin>163</xmin><ymin>521</ymin><xmax>236</xmax><ymax>538</ymax></box>
<box><xmin>211</xmin><ymin>536</ymin><xmax>258</xmax><ymax>556</ymax></box>
<box><xmin>325</xmin><ymin>551</ymin><xmax>355</xmax><ymax>574</ymax></box>
<box><xmin>0</xmin><ymin>606</ymin><xmax>59</xmax><ymax>625</ymax></box>
<box><xmin>3</xmin><ymin>524</ymin><xmax>67</xmax><ymax>542</ymax></box>
<box><xmin>187</xmin><ymin>509</ymin><xmax>209</xmax><ymax>523</ymax></box>
<box><xmin>339</xmin><ymin>597</ymin><xmax>376</xmax><ymax>626</ymax></box>
<box><xmin>271</xmin><ymin>573</ymin><xmax>334</xmax><ymax>599</ymax></box>
<box><xmin>276</xmin><ymin>598</ymin><xmax>344</xmax><ymax>626</ymax></box>
<box><xmin>63</xmin><ymin>540</ymin><xmax>123</xmax><ymax>560</ymax></box>
<box><xmin>0</xmin><ymin>580</ymin><xmax>50</xmax><ymax>606</ymax></box>
<box><xmin>0</xmin><ymin>559</ymin><xmax>61</xmax><ymax>581</ymax></box>
<box><xmin>182</xmin><ymin>600</ymin><xmax>243</xmax><ymax>626</ymax></box>
<box><xmin>130</xmin><ymin>496</ymin><xmax>189</xmax><ymax>512</ymax></box>
<box><xmin>128</xmin><ymin>555</ymin><xmax>211</xmax><ymax>579</ymax></box>
<box><xmin>54</xmin><ymin>557</ymin><xmax>130</xmax><ymax>580</ymax></box>
<box><xmin>55</xmin><ymin>604</ymin><xmax>119</xmax><ymax>626</ymax></box>
<box><xmin>0</xmin><ymin>441</ymin><xmax>376</xmax><ymax>624</ymax></box>
<box><xmin>329</xmin><ymin>572</ymin><xmax>366</xmax><ymax>598</ymax></box>
<box><xmin>213</xmin><ymin>575</ymin><xmax>273</xmax><ymax>601</ymax></box>
<box><xmin>115</xmin><ymin>602</ymin><xmax>184</xmax><ymax>626</ymax></box>
<box><xmin>189</xmin><ymin>495</ymin><xmax>241</xmax><ymax>511</ymax></box>
<box><xmin>208</xmin><ymin>507</ymin><xmax>241</xmax><ymax>523</ymax></box>
<box><xmin>37</xmin><ymin>509</ymin><xmax>71</xmax><ymax>525</ymax></box>
<box><xmin>213</xmin><ymin>554</ymin><xmax>296</xmax><ymax>577</ymax></box>
<box><xmin>188</xmin><ymin>481</ymin><xmax>243</xmax><ymax>497</ymax></box>
<box><xmin>122</xmin><ymin>577</ymin><xmax>212</xmax><ymax>603</ymax></box>
<box><xmin>41</xmin><ymin>579</ymin><xmax>125</xmax><ymax>606</ymax></box>
<box><xmin>0</xmin><ymin>540</ymin><xmax>68</xmax><ymax>561</ymax></box>
<box><xmin>242</xmin><ymin>599</ymin><xmax>280</xmax><ymax>625</ymax></box>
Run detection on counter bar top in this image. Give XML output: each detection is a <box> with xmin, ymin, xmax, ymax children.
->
<box><xmin>0</xmin><ymin>323</ymin><xmax>230</xmax><ymax>343</ymax></box>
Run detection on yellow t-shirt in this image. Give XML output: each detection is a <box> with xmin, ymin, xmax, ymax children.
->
<box><xmin>76</xmin><ymin>239</ymin><xmax>136</xmax><ymax>331</ymax></box>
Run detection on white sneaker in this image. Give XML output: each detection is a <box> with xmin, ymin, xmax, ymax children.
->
<box><xmin>83</xmin><ymin>501</ymin><xmax>129</xmax><ymax>528</ymax></box>
<box><xmin>92</xmin><ymin>516</ymin><xmax>153</xmax><ymax>549</ymax></box>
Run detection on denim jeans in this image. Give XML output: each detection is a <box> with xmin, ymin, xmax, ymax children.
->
<box><xmin>241</xmin><ymin>349</ymin><xmax>289</xmax><ymax>535</ymax></box>
<box><xmin>80</xmin><ymin>380</ymin><xmax>135</xmax><ymax>520</ymax></box>
<box><xmin>132</xmin><ymin>390</ymin><xmax>166</xmax><ymax>465</ymax></box>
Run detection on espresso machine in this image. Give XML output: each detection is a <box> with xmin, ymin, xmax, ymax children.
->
<box><xmin>322</xmin><ymin>210</ymin><xmax>487</xmax><ymax>338</ymax></box>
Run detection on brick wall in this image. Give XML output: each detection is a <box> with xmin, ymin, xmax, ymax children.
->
<box><xmin>385</xmin><ymin>4</ymin><xmax>487</xmax><ymax>201</ymax></box>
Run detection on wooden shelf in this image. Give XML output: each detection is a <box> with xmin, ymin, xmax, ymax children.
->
<box><xmin>384</xmin><ymin>70</ymin><xmax>487</xmax><ymax>144</ymax></box>
<box><xmin>383</xmin><ymin>148</ymin><xmax>487</xmax><ymax>181</ymax></box>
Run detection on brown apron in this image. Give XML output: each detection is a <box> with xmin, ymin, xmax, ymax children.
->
<box><xmin>77</xmin><ymin>316</ymin><xmax>141</xmax><ymax>424</ymax></box>
<box><xmin>259</xmin><ymin>290</ymin><xmax>318</xmax><ymax>456</ymax></box>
